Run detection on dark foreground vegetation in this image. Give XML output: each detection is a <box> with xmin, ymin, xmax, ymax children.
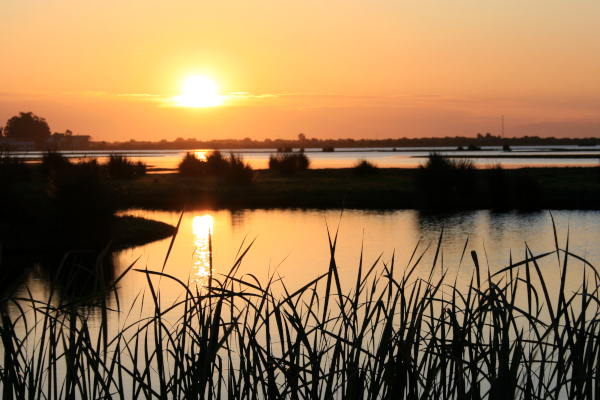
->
<box><xmin>268</xmin><ymin>152</ymin><xmax>311</xmax><ymax>174</ymax></box>
<box><xmin>1</xmin><ymin>220</ymin><xmax>599</xmax><ymax>399</ymax></box>
<box><xmin>0</xmin><ymin>149</ymin><xmax>173</xmax><ymax>253</ymax></box>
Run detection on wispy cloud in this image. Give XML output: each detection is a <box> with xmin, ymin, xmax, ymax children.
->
<box><xmin>116</xmin><ymin>93</ymin><xmax>168</xmax><ymax>99</ymax></box>
<box><xmin>0</xmin><ymin>89</ymin><xmax>110</xmax><ymax>97</ymax></box>
<box><xmin>0</xmin><ymin>88</ymin><xmax>485</xmax><ymax>106</ymax></box>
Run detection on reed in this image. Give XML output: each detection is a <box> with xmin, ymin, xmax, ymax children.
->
<box><xmin>178</xmin><ymin>152</ymin><xmax>205</xmax><ymax>176</ymax></box>
<box><xmin>225</xmin><ymin>153</ymin><xmax>254</xmax><ymax>183</ymax></box>
<box><xmin>1</xmin><ymin>218</ymin><xmax>599</xmax><ymax>399</ymax></box>
<box><xmin>416</xmin><ymin>152</ymin><xmax>478</xmax><ymax>209</ymax></box>
<box><xmin>268</xmin><ymin>152</ymin><xmax>311</xmax><ymax>175</ymax></box>
<box><xmin>107</xmin><ymin>154</ymin><xmax>147</xmax><ymax>179</ymax></box>
<box><xmin>352</xmin><ymin>158</ymin><xmax>379</xmax><ymax>175</ymax></box>
<box><xmin>178</xmin><ymin>151</ymin><xmax>253</xmax><ymax>182</ymax></box>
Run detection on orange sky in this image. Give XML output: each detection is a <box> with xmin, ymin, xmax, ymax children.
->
<box><xmin>1</xmin><ymin>0</ymin><xmax>599</xmax><ymax>142</ymax></box>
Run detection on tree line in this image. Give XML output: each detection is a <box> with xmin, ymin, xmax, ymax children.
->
<box><xmin>3</xmin><ymin>112</ymin><xmax>599</xmax><ymax>151</ymax></box>
<box><xmin>95</xmin><ymin>133</ymin><xmax>600</xmax><ymax>151</ymax></box>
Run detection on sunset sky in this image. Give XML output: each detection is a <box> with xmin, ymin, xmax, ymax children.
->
<box><xmin>1</xmin><ymin>0</ymin><xmax>599</xmax><ymax>142</ymax></box>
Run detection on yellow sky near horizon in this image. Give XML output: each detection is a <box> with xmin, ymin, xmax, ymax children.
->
<box><xmin>1</xmin><ymin>0</ymin><xmax>599</xmax><ymax>141</ymax></box>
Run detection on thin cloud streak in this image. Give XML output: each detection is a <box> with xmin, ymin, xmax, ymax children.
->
<box><xmin>0</xmin><ymin>88</ymin><xmax>507</xmax><ymax>108</ymax></box>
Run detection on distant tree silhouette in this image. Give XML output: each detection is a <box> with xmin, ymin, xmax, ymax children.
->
<box><xmin>4</xmin><ymin>112</ymin><xmax>51</xmax><ymax>148</ymax></box>
<box><xmin>298</xmin><ymin>133</ymin><xmax>306</xmax><ymax>141</ymax></box>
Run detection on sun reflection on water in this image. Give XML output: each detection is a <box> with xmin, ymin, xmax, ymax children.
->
<box><xmin>192</xmin><ymin>214</ymin><xmax>213</xmax><ymax>288</ymax></box>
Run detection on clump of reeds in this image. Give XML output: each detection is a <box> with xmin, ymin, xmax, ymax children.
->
<box><xmin>178</xmin><ymin>152</ymin><xmax>205</xmax><ymax>176</ymax></box>
<box><xmin>352</xmin><ymin>158</ymin><xmax>379</xmax><ymax>175</ymax></box>
<box><xmin>106</xmin><ymin>154</ymin><xmax>146</xmax><ymax>179</ymax></box>
<box><xmin>205</xmin><ymin>150</ymin><xmax>230</xmax><ymax>175</ymax></box>
<box><xmin>225</xmin><ymin>153</ymin><xmax>254</xmax><ymax>183</ymax></box>
<box><xmin>268</xmin><ymin>152</ymin><xmax>311</xmax><ymax>174</ymax></box>
<box><xmin>2</xmin><ymin>219</ymin><xmax>600</xmax><ymax>399</ymax></box>
<box><xmin>416</xmin><ymin>152</ymin><xmax>478</xmax><ymax>209</ymax></box>
<box><xmin>178</xmin><ymin>151</ymin><xmax>254</xmax><ymax>182</ymax></box>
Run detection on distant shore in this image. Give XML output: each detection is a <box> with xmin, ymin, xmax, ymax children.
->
<box><xmin>11</xmin><ymin>134</ymin><xmax>599</xmax><ymax>152</ymax></box>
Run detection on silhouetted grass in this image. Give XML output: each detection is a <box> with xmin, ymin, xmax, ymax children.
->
<box><xmin>2</xmin><ymin>219</ymin><xmax>599</xmax><ymax>398</ymax></box>
<box><xmin>225</xmin><ymin>153</ymin><xmax>254</xmax><ymax>183</ymax></box>
<box><xmin>178</xmin><ymin>152</ymin><xmax>205</xmax><ymax>176</ymax></box>
<box><xmin>268</xmin><ymin>152</ymin><xmax>311</xmax><ymax>174</ymax></box>
<box><xmin>107</xmin><ymin>154</ymin><xmax>147</xmax><ymax>179</ymax></box>
<box><xmin>416</xmin><ymin>152</ymin><xmax>478</xmax><ymax>209</ymax></box>
<box><xmin>205</xmin><ymin>150</ymin><xmax>230</xmax><ymax>175</ymax></box>
<box><xmin>178</xmin><ymin>151</ymin><xmax>254</xmax><ymax>182</ymax></box>
<box><xmin>352</xmin><ymin>158</ymin><xmax>379</xmax><ymax>175</ymax></box>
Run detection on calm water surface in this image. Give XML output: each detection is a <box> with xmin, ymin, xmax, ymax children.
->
<box><xmin>8</xmin><ymin>208</ymin><xmax>599</xmax><ymax>399</ymax></box>
<box><xmin>13</xmin><ymin>209</ymin><xmax>600</xmax><ymax>327</ymax></box>
<box><xmin>108</xmin><ymin>209</ymin><xmax>600</xmax><ymax>309</ymax></box>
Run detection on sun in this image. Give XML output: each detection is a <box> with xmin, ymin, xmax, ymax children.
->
<box><xmin>176</xmin><ymin>76</ymin><xmax>224</xmax><ymax>107</ymax></box>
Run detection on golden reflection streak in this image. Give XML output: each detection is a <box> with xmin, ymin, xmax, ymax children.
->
<box><xmin>192</xmin><ymin>214</ymin><xmax>214</xmax><ymax>289</ymax></box>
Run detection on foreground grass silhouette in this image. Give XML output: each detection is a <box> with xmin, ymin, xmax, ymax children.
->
<box><xmin>1</xmin><ymin>216</ymin><xmax>599</xmax><ymax>399</ymax></box>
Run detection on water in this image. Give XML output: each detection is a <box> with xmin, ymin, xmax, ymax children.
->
<box><xmin>7</xmin><ymin>208</ymin><xmax>599</xmax><ymax>398</ymax></box>
<box><xmin>100</xmin><ymin>209</ymin><xmax>598</xmax><ymax>310</ymax></box>
<box><xmin>11</xmin><ymin>208</ymin><xmax>599</xmax><ymax>322</ymax></box>
<box><xmin>14</xmin><ymin>145</ymin><xmax>600</xmax><ymax>170</ymax></box>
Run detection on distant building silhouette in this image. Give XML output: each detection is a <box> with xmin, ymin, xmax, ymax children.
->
<box><xmin>48</xmin><ymin>132</ymin><xmax>91</xmax><ymax>149</ymax></box>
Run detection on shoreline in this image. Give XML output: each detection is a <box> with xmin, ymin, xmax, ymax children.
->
<box><xmin>3</xmin><ymin>165</ymin><xmax>599</xmax><ymax>254</ymax></box>
<box><xmin>118</xmin><ymin>166</ymin><xmax>600</xmax><ymax>211</ymax></box>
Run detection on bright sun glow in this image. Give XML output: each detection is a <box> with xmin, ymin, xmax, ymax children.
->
<box><xmin>177</xmin><ymin>76</ymin><xmax>224</xmax><ymax>107</ymax></box>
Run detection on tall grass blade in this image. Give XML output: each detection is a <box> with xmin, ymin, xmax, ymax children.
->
<box><xmin>161</xmin><ymin>210</ymin><xmax>184</xmax><ymax>274</ymax></box>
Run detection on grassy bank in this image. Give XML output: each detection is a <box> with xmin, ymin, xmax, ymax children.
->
<box><xmin>1</xmin><ymin>215</ymin><xmax>175</xmax><ymax>254</ymax></box>
<box><xmin>1</xmin><ymin>222</ymin><xmax>599</xmax><ymax>399</ymax></box>
<box><xmin>117</xmin><ymin>166</ymin><xmax>600</xmax><ymax>210</ymax></box>
<box><xmin>3</xmin><ymin>161</ymin><xmax>600</xmax><ymax>253</ymax></box>
<box><xmin>0</xmin><ymin>152</ymin><xmax>173</xmax><ymax>254</ymax></box>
